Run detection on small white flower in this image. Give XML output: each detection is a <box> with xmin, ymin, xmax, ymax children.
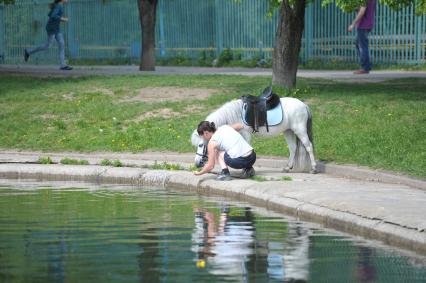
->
<box><xmin>99</xmin><ymin>128</ymin><xmax>104</xmax><ymax>133</ymax></box>
<box><xmin>113</xmin><ymin>117</ymin><xmax>117</xmax><ymax>121</ymax></box>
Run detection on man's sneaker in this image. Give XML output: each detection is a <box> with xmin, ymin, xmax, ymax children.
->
<box><xmin>241</xmin><ymin>167</ymin><xmax>255</xmax><ymax>179</ymax></box>
<box><xmin>216</xmin><ymin>172</ymin><xmax>231</xmax><ymax>181</ymax></box>
<box><xmin>60</xmin><ymin>65</ymin><xmax>73</xmax><ymax>71</ymax></box>
<box><xmin>353</xmin><ymin>69</ymin><xmax>369</xmax><ymax>75</ymax></box>
<box><xmin>24</xmin><ymin>49</ymin><xmax>29</xmax><ymax>62</ymax></box>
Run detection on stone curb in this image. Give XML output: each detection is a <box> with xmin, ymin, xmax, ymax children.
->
<box><xmin>0</xmin><ymin>151</ymin><xmax>424</xmax><ymax>190</ymax></box>
<box><xmin>0</xmin><ymin>163</ymin><xmax>425</xmax><ymax>256</ymax></box>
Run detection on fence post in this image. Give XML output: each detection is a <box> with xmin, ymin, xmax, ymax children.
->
<box><xmin>414</xmin><ymin>14</ymin><xmax>421</xmax><ymax>64</ymax></box>
<box><xmin>158</xmin><ymin>0</ymin><xmax>165</xmax><ymax>57</ymax></box>
<box><xmin>304</xmin><ymin>3</ymin><xmax>314</xmax><ymax>63</ymax></box>
<box><xmin>0</xmin><ymin>4</ymin><xmax>4</xmax><ymax>64</ymax></box>
<box><xmin>214</xmin><ymin>0</ymin><xmax>223</xmax><ymax>57</ymax></box>
<box><xmin>66</xmin><ymin>1</ymin><xmax>78</xmax><ymax>60</ymax></box>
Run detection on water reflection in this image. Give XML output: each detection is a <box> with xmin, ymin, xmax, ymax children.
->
<box><xmin>355</xmin><ymin>247</ymin><xmax>377</xmax><ymax>282</ymax></box>
<box><xmin>192</xmin><ymin>206</ymin><xmax>254</xmax><ymax>279</ymax></box>
<box><xmin>280</xmin><ymin>223</ymin><xmax>310</xmax><ymax>282</ymax></box>
<box><xmin>0</xmin><ymin>184</ymin><xmax>425</xmax><ymax>283</ymax></box>
<box><xmin>47</xmin><ymin>232</ymin><xmax>67</xmax><ymax>283</ymax></box>
<box><xmin>192</xmin><ymin>206</ymin><xmax>312</xmax><ymax>282</ymax></box>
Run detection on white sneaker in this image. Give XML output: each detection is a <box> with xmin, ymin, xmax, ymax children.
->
<box><xmin>216</xmin><ymin>172</ymin><xmax>231</xmax><ymax>181</ymax></box>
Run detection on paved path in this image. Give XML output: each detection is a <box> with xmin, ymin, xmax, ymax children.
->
<box><xmin>0</xmin><ymin>150</ymin><xmax>425</xmax><ymax>256</ymax></box>
<box><xmin>2</xmin><ymin>64</ymin><xmax>426</xmax><ymax>82</ymax></box>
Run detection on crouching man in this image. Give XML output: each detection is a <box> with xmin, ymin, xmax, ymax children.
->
<box><xmin>193</xmin><ymin>121</ymin><xmax>256</xmax><ymax>181</ymax></box>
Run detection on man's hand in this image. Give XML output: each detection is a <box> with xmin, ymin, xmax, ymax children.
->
<box><xmin>61</xmin><ymin>17</ymin><xmax>68</xmax><ymax>22</ymax></box>
<box><xmin>348</xmin><ymin>24</ymin><xmax>354</xmax><ymax>32</ymax></box>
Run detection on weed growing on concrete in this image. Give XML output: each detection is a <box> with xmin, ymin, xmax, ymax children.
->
<box><xmin>280</xmin><ymin>176</ymin><xmax>293</xmax><ymax>181</ymax></box>
<box><xmin>60</xmin><ymin>158</ymin><xmax>89</xmax><ymax>165</ymax></box>
<box><xmin>38</xmin><ymin>156</ymin><xmax>53</xmax><ymax>164</ymax></box>
<box><xmin>100</xmin><ymin>159</ymin><xmax>123</xmax><ymax>167</ymax></box>
<box><xmin>250</xmin><ymin>175</ymin><xmax>268</xmax><ymax>182</ymax></box>
<box><xmin>188</xmin><ymin>165</ymin><xmax>199</xmax><ymax>172</ymax></box>
<box><xmin>151</xmin><ymin>161</ymin><xmax>184</xmax><ymax>171</ymax></box>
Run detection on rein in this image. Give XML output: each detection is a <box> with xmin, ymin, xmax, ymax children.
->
<box><xmin>196</xmin><ymin>144</ymin><xmax>208</xmax><ymax>160</ymax></box>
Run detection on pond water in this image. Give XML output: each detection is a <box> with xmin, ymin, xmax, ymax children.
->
<box><xmin>0</xmin><ymin>182</ymin><xmax>425</xmax><ymax>283</ymax></box>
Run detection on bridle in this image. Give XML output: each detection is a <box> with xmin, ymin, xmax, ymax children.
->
<box><xmin>196</xmin><ymin>143</ymin><xmax>208</xmax><ymax>164</ymax></box>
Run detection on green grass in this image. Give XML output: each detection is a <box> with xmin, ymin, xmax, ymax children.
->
<box><xmin>60</xmin><ymin>158</ymin><xmax>90</xmax><ymax>165</ymax></box>
<box><xmin>249</xmin><ymin>175</ymin><xmax>268</xmax><ymax>182</ymax></box>
<box><xmin>68</xmin><ymin>56</ymin><xmax>426</xmax><ymax>71</ymax></box>
<box><xmin>149</xmin><ymin>161</ymin><xmax>185</xmax><ymax>171</ymax></box>
<box><xmin>100</xmin><ymin>159</ymin><xmax>123</xmax><ymax>167</ymax></box>
<box><xmin>38</xmin><ymin>156</ymin><xmax>53</xmax><ymax>164</ymax></box>
<box><xmin>0</xmin><ymin>74</ymin><xmax>425</xmax><ymax>178</ymax></box>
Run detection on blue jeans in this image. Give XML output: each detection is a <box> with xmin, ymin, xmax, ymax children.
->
<box><xmin>224</xmin><ymin>151</ymin><xmax>256</xmax><ymax>169</ymax></box>
<box><xmin>355</xmin><ymin>28</ymin><xmax>371</xmax><ymax>71</ymax></box>
<box><xmin>27</xmin><ymin>32</ymin><xmax>66</xmax><ymax>67</ymax></box>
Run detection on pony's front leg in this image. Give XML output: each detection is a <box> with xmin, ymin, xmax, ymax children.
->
<box><xmin>283</xmin><ymin>130</ymin><xmax>297</xmax><ymax>172</ymax></box>
<box><xmin>240</xmin><ymin>129</ymin><xmax>251</xmax><ymax>144</ymax></box>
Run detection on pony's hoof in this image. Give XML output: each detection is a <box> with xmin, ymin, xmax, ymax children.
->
<box><xmin>310</xmin><ymin>169</ymin><xmax>317</xmax><ymax>174</ymax></box>
<box><xmin>282</xmin><ymin>167</ymin><xmax>290</xmax><ymax>173</ymax></box>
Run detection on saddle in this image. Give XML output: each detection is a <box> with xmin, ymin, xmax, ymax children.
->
<box><xmin>241</xmin><ymin>86</ymin><xmax>282</xmax><ymax>132</ymax></box>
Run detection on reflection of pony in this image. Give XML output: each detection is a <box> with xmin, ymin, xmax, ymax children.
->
<box><xmin>191</xmin><ymin>96</ymin><xmax>316</xmax><ymax>173</ymax></box>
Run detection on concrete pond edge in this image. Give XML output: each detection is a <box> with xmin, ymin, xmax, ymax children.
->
<box><xmin>0</xmin><ymin>163</ymin><xmax>425</xmax><ymax>256</ymax></box>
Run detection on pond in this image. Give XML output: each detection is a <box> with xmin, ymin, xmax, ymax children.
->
<box><xmin>0</xmin><ymin>181</ymin><xmax>425</xmax><ymax>283</ymax></box>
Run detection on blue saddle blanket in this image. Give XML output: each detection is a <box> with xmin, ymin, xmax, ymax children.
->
<box><xmin>241</xmin><ymin>103</ymin><xmax>283</xmax><ymax>127</ymax></box>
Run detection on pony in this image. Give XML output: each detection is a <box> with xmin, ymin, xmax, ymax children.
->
<box><xmin>191</xmin><ymin>95</ymin><xmax>317</xmax><ymax>173</ymax></box>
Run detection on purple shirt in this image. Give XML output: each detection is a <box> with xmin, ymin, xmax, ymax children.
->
<box><xmin>357</xmin><ymin>0</ymin><xmax>376</xmax><ymax>30</ymax></box>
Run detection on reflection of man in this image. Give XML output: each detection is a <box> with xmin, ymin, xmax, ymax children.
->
<box><xmin>355</xmin><ymin>246</ymin><xmax>377</xmax><ymax>282</ymax></box>
<box><xmin>191</xmin><ymin>206</ymin><xmax>254</xmax><ymax>279</ymax></box>
<box><xmin>348</xmin><ymin>0</ymin><xmax>376</xmax><ymax>74</ymax></box>
<box><xmin>266</xmin><ymin>222</ymin><xmax>311</xmax><ymax>282</ymax></box>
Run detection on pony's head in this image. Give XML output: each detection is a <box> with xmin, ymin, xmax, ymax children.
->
<box><xmin>190</xmin><ymin>100</ymin><xmax>243</xmax><ymax>168</ymax></box>
<box><xmin>191</xmin><ymin>129</ymin><xmax>208</xmax><ymax>168</ymax></box>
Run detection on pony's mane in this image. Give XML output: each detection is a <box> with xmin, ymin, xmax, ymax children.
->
<box><xmin>205</xmin><ymin>99</ymin><xmax>243</xmax><ymax>126</ymax></box>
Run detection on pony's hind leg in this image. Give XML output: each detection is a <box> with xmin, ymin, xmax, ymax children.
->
<box><xmin>283</xmin><ymin>130</ymin><xmax>297</xmax><ymax>172</ymax></box>
<box><xmin>294</xmin><ymin>131</ymin><xmax>317</xmax><ymax>174</ymax></box>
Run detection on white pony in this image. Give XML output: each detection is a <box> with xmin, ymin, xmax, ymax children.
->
<box><xmin>191</xmin><ymin>97</ymin><xmax>317</xmax><ymax>173</ymax></box>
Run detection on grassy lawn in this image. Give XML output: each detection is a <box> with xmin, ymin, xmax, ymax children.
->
<box><xmin>0</xmin><ymin>74</ymin><xmax>425</xmax><ymax>178</ymax></box>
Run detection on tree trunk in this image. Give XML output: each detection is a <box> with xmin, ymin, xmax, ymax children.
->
<box><xmin>272</xmin><ymin>0</ymin><xmax>306</xmax><ymax>88</ymax></box>
<box><xmin>137</xmin><ymin>0</ymin><xmax>158</xmax><ymax>71</ymax></box>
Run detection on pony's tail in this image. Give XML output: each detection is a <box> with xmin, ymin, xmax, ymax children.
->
<box><xmin>307</xmin><ymin>106</ymin><xmax>314</xmax><ymax>152</ymax></box>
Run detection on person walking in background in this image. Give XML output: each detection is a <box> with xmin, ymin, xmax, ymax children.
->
<box><xmin>348</xmin><ymin>0</ymin><xmax>376</xmax><ymax>74</ymax></box>
<box><xmin>24</xmin><ymin>0</ymin><xmax>73</xmax><ymax>70</ymax></box>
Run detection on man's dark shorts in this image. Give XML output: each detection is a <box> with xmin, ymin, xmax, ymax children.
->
<box><xmin>224</xmin><ymin>151</ymin><xmax>256</xmax><ymax>169</ymax></box>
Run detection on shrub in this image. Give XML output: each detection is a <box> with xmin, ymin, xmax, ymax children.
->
<box><xmin>216</xmin><ymin>48</ymin><xmax>233</xmax><ymax>66</ymax></box>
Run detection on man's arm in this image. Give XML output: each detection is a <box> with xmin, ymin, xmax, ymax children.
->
<box><xmin>348</xmin><ymin>6</ymin><xmax>366</xmax><ymax>32</ymax></box>
<box><xmin>230</xmin><ymin>123</ymin><xmax>245</xmax><ymax>131</ymax></box>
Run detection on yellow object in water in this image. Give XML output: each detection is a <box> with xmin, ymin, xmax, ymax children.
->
<box><xmin>196</xmin><ymin>259</ymin><xmax>205</xmax><ymax>268</ymax></box>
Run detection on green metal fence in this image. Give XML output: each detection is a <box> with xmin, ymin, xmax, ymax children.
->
<box><xmin>0</xmin><ymin>0</ymin><xmax>425</xmax><ymax>65</ymax></box>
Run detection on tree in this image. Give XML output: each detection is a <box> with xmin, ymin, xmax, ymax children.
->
<box><xmin>268</xmin><ymin>0</ymin><xmax>426</xmax><ymax>88</ymax></box>
<box><xmin>137</xmin><ymin>0</ymin><xmax>158</xmax><ymax>71</ymax></box>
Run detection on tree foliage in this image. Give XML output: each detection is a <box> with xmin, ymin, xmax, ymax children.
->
<box><xmin>264</xmin><ymin>0</ymin><xmax>426</xmax><ymax>14</ymax></box>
